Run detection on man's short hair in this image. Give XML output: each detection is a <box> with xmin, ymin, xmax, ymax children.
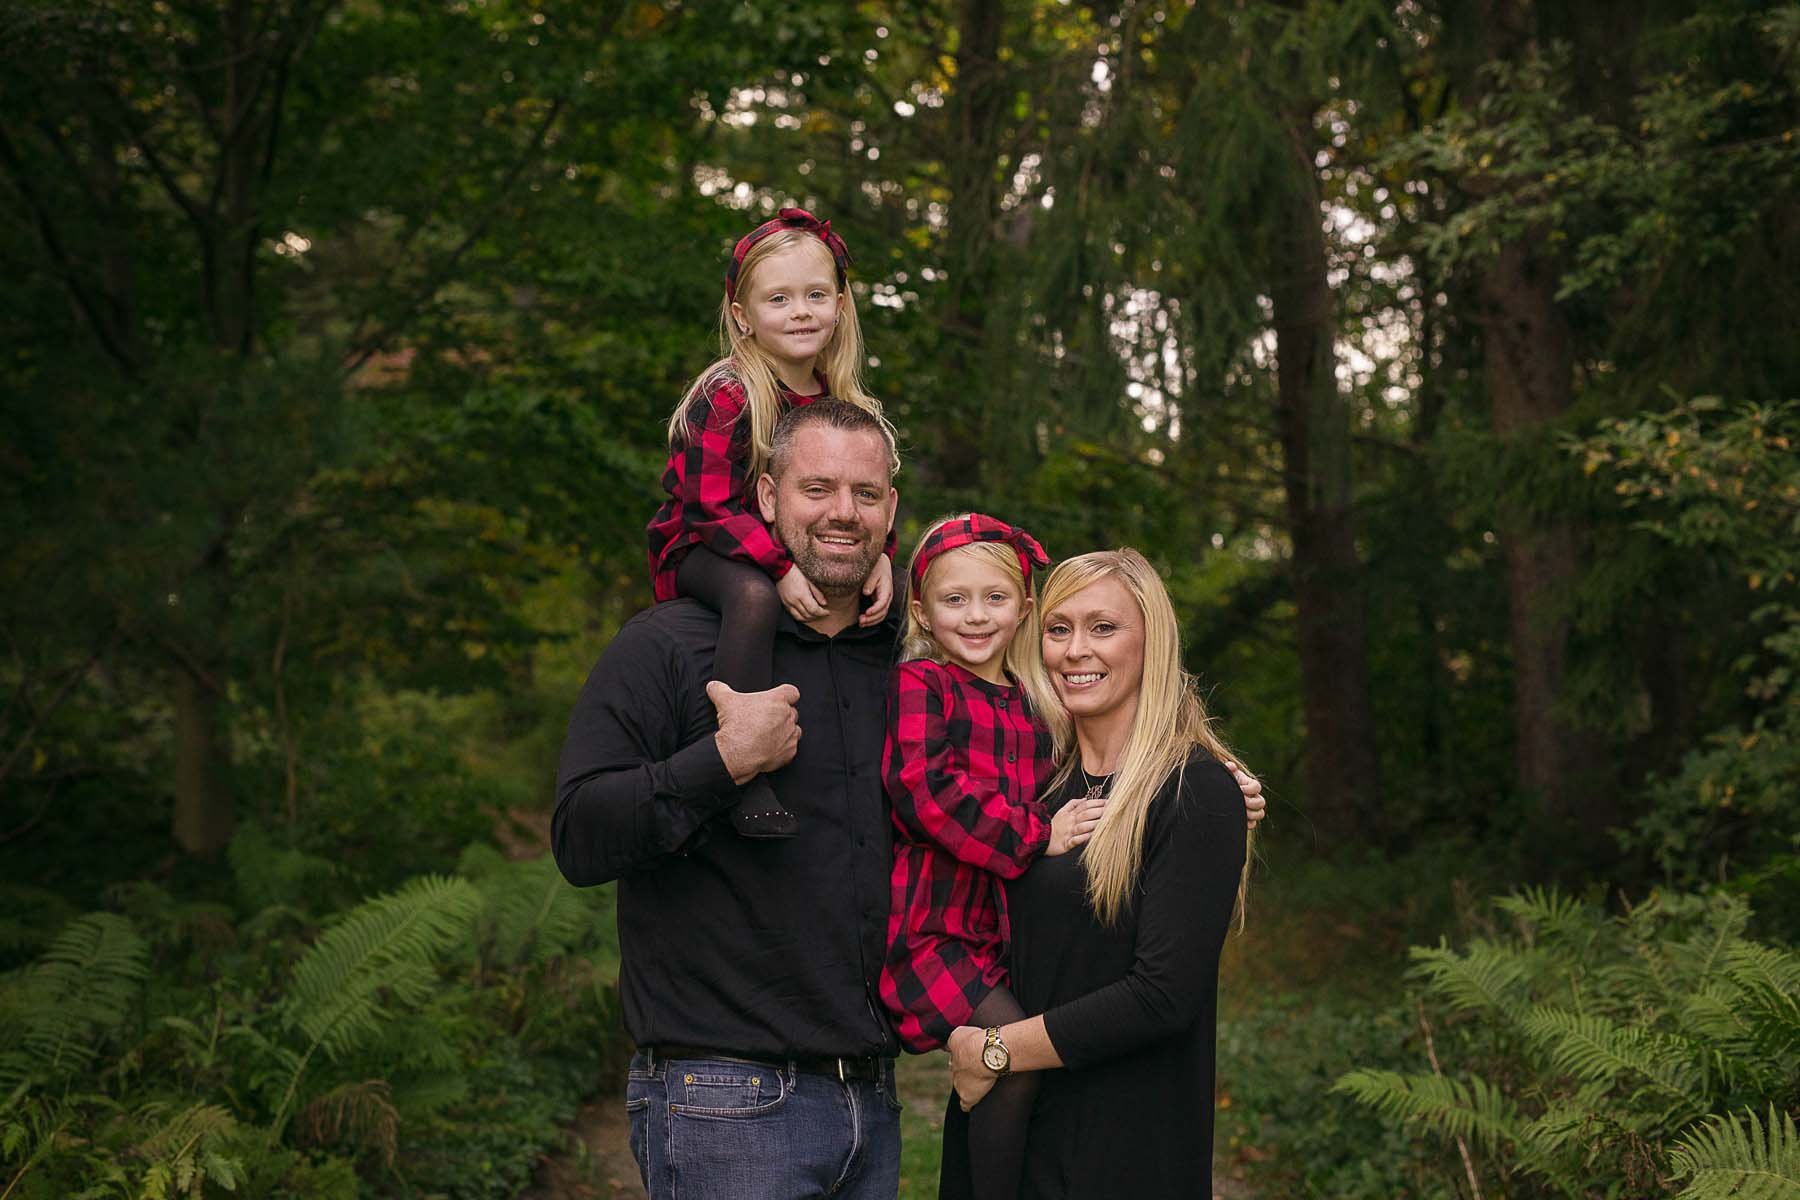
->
<box><xmin>768</xmin><ymin>400</ymin><xmax>901</xmax><ymax>481</ymax></box>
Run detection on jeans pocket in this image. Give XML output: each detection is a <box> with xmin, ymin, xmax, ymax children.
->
<box><xmin>668</xmin><ymin>1058</ymin><xmax>790</xmax><ymax>1120</ymax></box>
<box><xmin>625</xmin><ymin>1079</ymin><xmax>653</xmax><ymax>1178</ymax></box>
<box><xmin>879</xmin><ymin>1064</ymin><xmax>905</xmax><ymax>1114</ymax></box>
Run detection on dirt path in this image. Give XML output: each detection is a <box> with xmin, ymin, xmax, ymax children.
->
<box><xmin>519</xmin><ymin>1097</ymin><xmax>645</xmax><ymax>1200</ymax></box>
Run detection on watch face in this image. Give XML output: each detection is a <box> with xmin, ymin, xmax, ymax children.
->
<box><xmin>982</xmin><ymin>1044</ymin><xmax>1008</xmax><ymax>1072</ymax></box>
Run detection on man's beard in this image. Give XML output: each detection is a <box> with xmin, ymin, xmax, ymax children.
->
<box><xmin>778</xmin><ymin>516</ymin><xmax>881</xmax><ymax>597</ymax></box>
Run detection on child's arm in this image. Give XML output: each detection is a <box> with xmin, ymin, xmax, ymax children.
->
<box><xmin>884</xmin><ymin>664</ymin><xmax>1051</xmax><ymax>878</ymax></box>
<box><xmin>858</xmin><ymin>555</ymin><xmax>894</xmax><ymax>626</ymax></box>
<box><xmin>673</xmin><ymin>380</ymin><xmax>794</xmax><ymax>579</ymax></box>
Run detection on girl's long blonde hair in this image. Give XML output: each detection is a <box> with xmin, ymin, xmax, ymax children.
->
<box><xmin>900</xmin><ymin>516</ymin><xmax>1062</xmax><ymax>727</ymax></box>
<box><xmin>667</xmin><ymin>230</ymin><xmax>882</xmax><ymax>483</ymax></box>
<box><xmin>1040</xmin><ymin>549</ymin><xmax>1254</xmax><ymax>927</ymax></box>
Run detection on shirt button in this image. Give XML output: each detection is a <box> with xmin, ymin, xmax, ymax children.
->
<box><xmin>1007</xmin><ymin>752</ymin><xmax>1017</xmax><ymax>763</ymax></box>
<box><xmin>997</xmin><ymin>698</ymin><xmax>1008</xmax><ymax>708</ymax></box>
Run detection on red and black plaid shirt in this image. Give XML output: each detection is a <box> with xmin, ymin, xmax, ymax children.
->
<box><xmin>647</xmin><ymin>374</ymin><xmax>805</xmax><ymax>601</ymax></box>
<box><xmin>646</xmin><ymin>372</ymin><xmax>896</xmax><ymax>601</ymax></box>
<box><xmin>879</xmin><ymin>658</ymin><xmax>1057</xmax><ymax>1052</ymax></box>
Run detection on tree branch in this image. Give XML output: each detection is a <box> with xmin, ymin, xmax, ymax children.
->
<box><xmin>341</xmin><ymin>96</ymin><xmax>568</xmax><ymax>377</ymax></box>
<box><xmin>0</xmin><ymin>633</ymin><xmax>116</xmax><ymax>791</ymax></box>
<box><xmin>0</xmin><ymin>127</ymin><xmax>139</xmax><ymax>376</ymax></box>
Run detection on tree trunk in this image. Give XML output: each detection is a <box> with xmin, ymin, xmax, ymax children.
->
<box><xmin>1269</xmin><ymin>124</ymin><xmax>1382</xmax><ymax>843</ymax></box>
<box><xmin>1478</xmin><ymin>244</ymin><xmax>1610</xmax><ymax>850</ymax></box>
<box><xmin>1469</xmin><ymin>0</ymin><xmax>1614</xmax><ymax>858</ymax></box>
<box><xmin>931</xmin><ymin>0</ymin><xmax>1007</xmax><ymax>489</ymax></box>
<box><xmin>172</xmin><ymin>667</ymin><xmax>233</xmax><ymax>857</ymax></box>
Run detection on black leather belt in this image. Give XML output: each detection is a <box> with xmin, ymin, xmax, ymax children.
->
<box><xmin>647</xmin><ymin>1044</ymin><xmax>888</xmax><ymax>1083</ymax></box>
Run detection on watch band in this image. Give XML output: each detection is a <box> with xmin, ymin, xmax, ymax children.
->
<box><xmin>982</xmin><ymin>1024</ymin><xmax>1012</xmax><ymax>1076</ymax></box>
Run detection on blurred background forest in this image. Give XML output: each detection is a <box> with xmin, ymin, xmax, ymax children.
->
<box><xmin>3</xmin><ymin>1</ymin><xmax>1799</xmax><ymax>1197</ymax></box>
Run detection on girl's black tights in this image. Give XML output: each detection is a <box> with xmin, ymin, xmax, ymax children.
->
<box><xmin>675</xmin><ymin>547</ymin><xmax>795</xmax><ymax>837</ymax></box>
<box><xmin>966</xmin><ymin>986</ymin><xmax>1038</xmax><ymax>1200</ymax></box>
<box><xmin>676</xmin><ymin>547</ymin><xmax>780</xmax><ymax>693</ymax></box>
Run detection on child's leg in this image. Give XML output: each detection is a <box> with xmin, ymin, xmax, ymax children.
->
<box><xmin>675</xmin><ymin>546</ymin><xmax>780</xmax><ymax>693</ymax></box>
<box><xmin>674</xmin><ymin>547</ymin><xmax>795</xmax><ymax>838</ymax></box>
<box><xmin>966</xmin><ymin>985</ymin><xmax>1037</xmax><ymax>1200</ymax></box>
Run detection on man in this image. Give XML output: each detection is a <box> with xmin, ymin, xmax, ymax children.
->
<box><xmin>554</xmin><ymin>400</ymin><xmax>906</xmax><ymax>1199</ymax></box>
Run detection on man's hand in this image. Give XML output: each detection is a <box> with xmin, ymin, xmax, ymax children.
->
<box><xmin>1047</xmin><ymin>792</ymin><xmax>1107</xmax><ymax>857</ymax></box>
<box><xmin>947</xmin><ymin>1025</ymin><xmax>999</xmax><ymax>1112</ymax></box>
<box><xmin>858</xmin><ymin>556</ymin><xmax>895</xmax><ymax>626</ymax></box>
<box><xmin>706</xmin><ymin>681</ymin><xmax>801</xmax><ymax>784</ymax></box>
<box><xmin>777</xmin><ymin>567</ymin><xmax>829</xmax><ymax>622</ymax></box>
<box><xmin>1225</xmin><ymin>760</ymin><xmax>1267</xmax><ymax>829</ymax></box>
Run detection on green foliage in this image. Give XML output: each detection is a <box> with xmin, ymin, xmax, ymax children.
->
<box><xmin>0</xmin><ymin>913</ymin><xmax>147</xmax><ymax>1092</ymax></box>
<box><xmin>1336</xmin><ymin>889</ymin><xmax>1800</xmax><ymax>1197</ymax></box>
<box><xmin>0</xmin><ymin>855</ymin><xmax>620</xmax><ymax>1199</ymax></box>
<box><xmin>1581</xmin><ymin>398</ymin><xmax>1800</xmax><ymax>925</ymax></box>
<box><xmin>1669</xmin><ymin>1105</ymin><xmax>1800</xmax><ymax>1199</ymax></box>
<box><xmin>136</xmin><ymin>1103</ymin><xmax>246</xmax><ymax>1199</ymax></box>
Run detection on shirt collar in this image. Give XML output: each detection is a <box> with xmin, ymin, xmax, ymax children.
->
<box><xmin>780</xmin><ymin>603</ymin><xmax>903</xmax><ymax>646</ymax></box>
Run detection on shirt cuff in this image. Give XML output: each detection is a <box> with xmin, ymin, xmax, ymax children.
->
<box><xmin>1040</xmin><ymin>1002</ymin><xmax>1093</xmax><ymax>1070</ymax></box>
<box><xmin>668</xmin><ymin>732</ymin><xmax>738</xmax><ymax>809</ymax></box>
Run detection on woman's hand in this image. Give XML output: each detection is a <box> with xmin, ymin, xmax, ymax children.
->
<box><xmin>777</xmin><ymin>566</ymin><xmax>830</xmax><ymax>622</ymax></box>
<box><xmin>1047</xmin><ymin>793</ymin><xmax>1107</xmax><ymax>856</ymax></box>
<box><xmin>858</xmin><ymin>555</ymin><xmax>894</xmax><ymax>626</ymax></box>
<box><xmin>1225</xmin><ymin>760</ymin><xmax>1266</xmax><ymax>829</ymax></box>
<box><xmin>947</xmin><ymin>1025</ymin><xmax>999</xmax><ymax>1111</ymax></box>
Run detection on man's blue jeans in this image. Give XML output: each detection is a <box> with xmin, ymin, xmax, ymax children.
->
<box><xmin>625</xmin><ymin>1048</ymin><xmax>903</xmax><ymax>1199</ymax></box>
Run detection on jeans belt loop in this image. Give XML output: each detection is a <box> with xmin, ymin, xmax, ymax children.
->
<box><xmin>837</xmin><ymin>1057</ymin><xmax>847</xmax><ymax>1084</ymax></box>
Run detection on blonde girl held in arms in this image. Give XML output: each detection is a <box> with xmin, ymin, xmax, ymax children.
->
<box><xmin>878</xmin><ymin>513</ymin><xmax>1091</xmax><ymax>1200</ymax></box>
<box><xmin>646</xmin><ymin>208</ymin><xmax>898</xmax><ymax>839</ymax></box>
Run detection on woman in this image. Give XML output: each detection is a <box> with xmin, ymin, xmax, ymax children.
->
<box><xmin>939</xmin><ymin>548</ymin><xmax>1253</xmax><ymax>1199</ymax></box>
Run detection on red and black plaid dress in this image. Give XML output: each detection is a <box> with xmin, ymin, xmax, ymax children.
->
<box><xmin>879</xmin><ymin>658</ymin><xmax>1058</xmax><ymax>1052</ymax></box>
<box><xmin>646</xmin><ymin>373</ymin><xmax>810</xmax><ymax>602</ymax></box>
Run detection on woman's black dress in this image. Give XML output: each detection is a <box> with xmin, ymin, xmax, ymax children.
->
<box><xmin>939</xmin><ymin>750</ymin><xmax>1246</xmax><ymax>1199</ymax></box>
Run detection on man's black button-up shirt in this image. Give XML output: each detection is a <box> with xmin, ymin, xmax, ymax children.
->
<box><xmin>552</xmin><ymin>600</ymin><xmax>900</xmax><ymax>1061</ymax></box>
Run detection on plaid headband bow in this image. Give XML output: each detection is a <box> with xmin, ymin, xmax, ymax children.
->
<box><xmin>910</xmin><ymin>514</ymin><xmax>1051</xmax><ymax>595</ymax></box>
<box><xmin>725</xmin><ymin>207</ymin><xmax>852</xmax><ymax>300</ymax></box>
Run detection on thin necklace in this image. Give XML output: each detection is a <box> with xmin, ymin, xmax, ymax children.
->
<box><xmin>1078</xmin><ymin>763</ymin><xmax>1113</xmax><ymax>799</ymax></box>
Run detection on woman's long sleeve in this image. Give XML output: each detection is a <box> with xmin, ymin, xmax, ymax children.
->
<box><xmin>1039</xmin><ymin>758</ymin><xmax>1246</xmax><ymax>1066</ymax></box>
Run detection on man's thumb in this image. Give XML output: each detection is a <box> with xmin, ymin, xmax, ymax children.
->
<box><xmin>705</xmin><ymin>680</ymin><xmax>735</xmax><ymax>708</ymax></box>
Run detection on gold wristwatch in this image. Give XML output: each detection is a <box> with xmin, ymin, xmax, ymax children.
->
<box><xmin>981</xmin><ymin>1025</ymin><xmax>1012</xmax><ymax>1076</ymax></box>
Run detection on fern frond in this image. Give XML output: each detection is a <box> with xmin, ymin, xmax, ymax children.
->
<box><xmin>1721</xmin><ymin>944</ymin><xmax>1800</xmax><ymax>1061</ymax></box>
<box><xmin>0</xmin><ymin>913</ymin><xmax>147</xmax><ymax>1092</ymax></box>
<box><xmin>1332</xmin><ymin>1068</ymin><xmax>1524</xmax><ymax>1155</ymax></box>
<box><xmin>479</xmin><ymin>857</ymin><xmax>594</xmax><ymax>967</ymax></box>
<box><xmin>1518</xmin><ymin>1007</ymin><xmax>1699</xmax><ymax>1106</ymax></box>
<box><xmin>1409</xmin><ymin>941</ymin><xmax>1536</xmax><ymax>1018</ymax></box>
<box><xmin>297</xmin><ymin>1079</ymin><xmax>399</xmax><ymax>1166</ymax></box>
<box><xmin>1668</xmin><ymin>894</ymin><xmax>1754</xmax><ymax>985</ymax></box>
<box><xmin>283</xmin><ymin>874</ymin><xmax>479</xmax><ymax>1063</ymax></box>
<box><xmin>1495</xmin><ymin>886</ymin><xmax>1591</xmax><ymax>942</ymax></box>
<box><xmin>1670</xmin><ymin>1105</ymin><xmax>1800</xmax><ymax>1199</ymax></box>
<box><xmin>134</xmin><ymin>1103</ymin><xmax>243</xmax><ymax>1200</ymax></box>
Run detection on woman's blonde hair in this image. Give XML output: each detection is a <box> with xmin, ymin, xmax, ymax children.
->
<box><xmin>667</xmin><ymin>230</ymin><xmax>882</xmax><ymax>483</ymax></box>
<box><xmin>900</xmin><ymin>516</ymin><xmax>1061</xmax><ymax>727</ymax></box>
<box><xmin>1039</xmin><ymin>548</ymin><xmax>1254</xmax><ymax>927</ymax></box>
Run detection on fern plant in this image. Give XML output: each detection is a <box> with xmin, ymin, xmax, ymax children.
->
<box><xmin>0</xmin><ymin>913</ymin><xmax>146</xmax><ymax>1094</ymax></box>
<box><xmin>1335</xmin><ymin>889</ymin><xmax>1800</xmax><ymax>1197</ymax></box>
<box><xmin>270</xmin><ymin>873</ymin><xmax>479</xmax><ymax>1135</ymax></box>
